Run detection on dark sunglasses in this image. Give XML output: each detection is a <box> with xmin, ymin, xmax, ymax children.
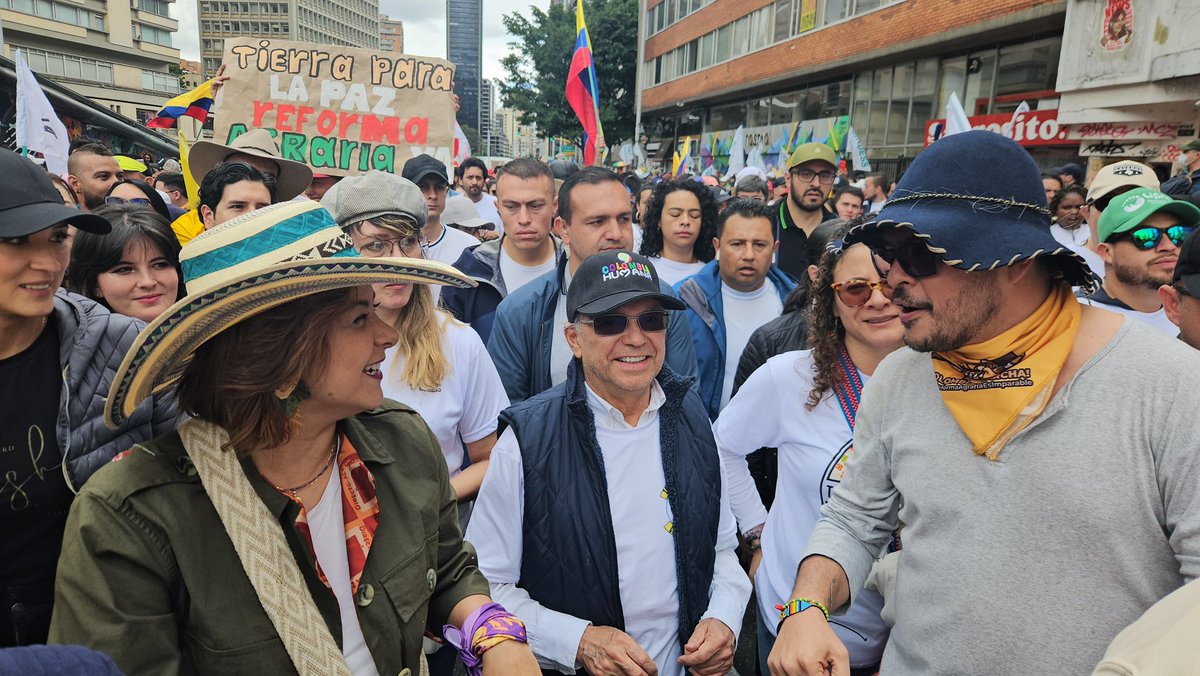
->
<box><xmin>578</xmin><ymin>310</ymin><xmax>669</xmax><ymax>336</ymax></box>
<box><xmin>1113</xmin><ymin>224</ymin><xmax>1193</xmax><ymax>250</ymax></box>
<box><xmin>831</xmin><ymin>279</ymin><xmax>894</xmax><ymax>307</ymax></box>
<box><xmin>105</xmin><ymin>196</ymin><xmax>151</xmax><ymax>206</ymax></box>
<box><xmin>869</xmin><ymin>238</ymin><xmax>941</xmax><ymax>278</ymax></box>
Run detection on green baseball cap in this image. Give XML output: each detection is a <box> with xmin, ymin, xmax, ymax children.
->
<box><xmin>1097</xmin><ymin>187</ymin><xmax>1200</xmax><ymax>243</ymax></box>
<box><xmin>786</xmin><ymin>142</ymin><xmax>837</xmax><ymax>172</ymax></box>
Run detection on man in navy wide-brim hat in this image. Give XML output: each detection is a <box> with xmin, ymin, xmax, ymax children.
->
<box><xmin>767</xmin><ymin>130</ymin><xmax>1200</xmax><ymax>675</ymax></box>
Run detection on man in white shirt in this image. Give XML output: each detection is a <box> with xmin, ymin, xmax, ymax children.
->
<box><xmin>676</xmin><ymin>198</ymin><xmax>797</xmax><ymax>419</ymax></box>
<box><xmin>467</xmin><ymin>250</ymin><xmax>750</xmax><ymax>676</ymax></box>
<box><xmin>460</xmin><ymin>157</ymin><xmax>503</xmax><ymax>235</ymax></box>
<box><xmin>1082</xmin><ymin>187</ymin><xmax>1198</xmax><ymax>335</ymax></box>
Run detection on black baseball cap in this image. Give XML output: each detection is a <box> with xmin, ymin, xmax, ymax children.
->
<box><xmin>401</xmin><ymin>154</ymin><xmax>449</xmax><ymax>186</ymax></box>
<box><xmin>1173</xmin><ymin>227</ymin><xmax>1200</xmax><ymax>296</ymax></box>
<box><xmin>567</xmin><ymin>250</ymin><xmax>685</xmax><ymax>321</ymax></box>
<box><xmin>0</xmin><ymin>148</ymin><xmax>111</xmax><ymax>237</ymax></box>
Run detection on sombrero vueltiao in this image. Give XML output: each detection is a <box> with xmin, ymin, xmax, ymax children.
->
<box><xmin>844</xmin><ymin>130</ymin><xmax>1101</xmax><ymax>293</ymax></box>
<box><xmin>105</xmin><ymin>199</ymin><xmax>475</xmax><ymax>428</ymax></box>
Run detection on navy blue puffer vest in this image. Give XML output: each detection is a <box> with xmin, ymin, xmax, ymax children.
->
<box><xmin>499</xmin><ymin>360</ymin><xmax>721</xmax><ymax>664</ymax></box>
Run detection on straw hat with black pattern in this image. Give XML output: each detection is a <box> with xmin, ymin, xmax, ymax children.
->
<box><xmin>104</xmin><ymin>199</ymin><xmax>475</xmax><ymax>428</ymax></box>
<box><xmin>844</xmin><ymin>130</ymin><xmax>1100</xmax><ymax>293</ymax></box>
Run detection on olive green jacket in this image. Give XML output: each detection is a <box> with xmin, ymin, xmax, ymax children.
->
<box><xmin>49</xmin><ymin>402</ymin><xmax>490</xmax><ymax>676</ymax></box>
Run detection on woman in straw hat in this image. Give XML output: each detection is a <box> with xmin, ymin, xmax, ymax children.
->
<box><xmin>321</xmin><ymin>172</ymin><xmax>509</xmax><ymax>522</ymax></box>
<box><xmin>49</xmin><ymin>200</ymin><xmax>539</xmax><ymax>676</ymax></box>
<box><xmin>716</xmin><ymin>231</ymin><xmax>904</xmax><ymax>675</ymax></box>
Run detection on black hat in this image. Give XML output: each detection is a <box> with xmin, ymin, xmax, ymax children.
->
<box><xmin>0</xmin><ymin>148</ymin><xmax>110</xmax><ymax>238</ymax></box>
<box><xmin>401</xmin><ymin>154</ymin><xmax>449</xmax><ymax>186</ymax></box>
<box><xmin>845</xmin><ymin>131</ymin><xmax>1099</xmax><ymax>292</ymax></box>
<box><xmin>549</xmin><ymin>159</ymin><xmax>580</xmax><ymax>182</ymax></box>
<box><xmin>1173</xmin><ymin>227</ymin><xmax>1200</xmax><ymax>297</ymax></box>
<box><xmin>567</xmin><ymin>250</ymin><xmax>686</xmax><ymax>321</ymax></box>
<box><xmin>1053</xmin><ymin>162</ymin><xmax>1084</xmax><ymax>184</ymax></box>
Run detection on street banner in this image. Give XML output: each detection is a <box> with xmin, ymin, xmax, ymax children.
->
<box><xmin>214</xmin><ymin>38</ymin><xmax>456</xmax><ymax>176</ymax></box>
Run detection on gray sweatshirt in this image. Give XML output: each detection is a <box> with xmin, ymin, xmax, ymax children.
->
<box><xmin>804</xmin><ymin>320</ymin><xmax>1200</xmax><ymax>674</ymax></box>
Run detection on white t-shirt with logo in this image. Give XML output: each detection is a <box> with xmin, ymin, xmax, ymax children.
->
<box><xmin>499</xmin><ymin>245</ymin><xmax>557</xmax><ymax>295</ymax></box>
<box><xmin>719</xmin><ymin>282</ymin><xmax>783</xmax><ymax>409</ymax></box>
<box><xmin>307</xmin><ymin>471</ymin><xmax>381</xmax><ymax>676</ymax></box>
<box><xmin>379</xmin><ymin>317</ymin><xmax>509</xmax><ymax>473</ymax></box>
<box><xmin>715</xmin><ymin>349</ymin><xmax>889</xmax><ymax>666</ymax></box>
<box><xmin>472</xmin><ymin>193</ymin><xmax>503</xmax><ymax>235</ymax></box>
<box><xmin>648</xmin><ymin>255</ymin><xmax>705</xmax><ymax>287</ymax></box>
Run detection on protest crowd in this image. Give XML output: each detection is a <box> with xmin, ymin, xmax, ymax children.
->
<box><xmin>6</xmin><ymin>31</ymin><xmax>1200</xmax><ymax>676</ymax></box>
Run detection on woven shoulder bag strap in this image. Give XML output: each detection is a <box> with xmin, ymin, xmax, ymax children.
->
<box><xmin>179</xmin><ymin>419</ymin><xmax>353</xmax><ymax>676</ymax></box>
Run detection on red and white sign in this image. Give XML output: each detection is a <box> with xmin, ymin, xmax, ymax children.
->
<box><xmin>924</xmin><ymin>110</ymin><xmax>1071</xmax><ymax>147</ymax></box>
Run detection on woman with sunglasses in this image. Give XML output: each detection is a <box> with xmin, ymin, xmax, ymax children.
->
<box><xmin>64</xmin><ymin>204</ymin><xmax>184</xmax><ymax>323</ymax></box>
<box><xmin>103</xmin><ymin>178</ymin><xmax>172</xmax><ymax>221</ymax></box>
<box><xmin>323</xmin><ymin>173</ymin><xmax>509</xmax><ymax>517</ymax></box>
<box><xmin>715</xmin><ymin>238</ymin><xmax>904</xmax><ymax>676</ymax></box>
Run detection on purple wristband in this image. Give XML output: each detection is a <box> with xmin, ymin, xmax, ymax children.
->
<box><xmin>443</xmin><ymin>602</ymin><xmax>527</xmax><ymax>676</ymax></box>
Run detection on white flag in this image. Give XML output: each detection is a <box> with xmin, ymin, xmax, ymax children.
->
<box><xmin>453</xmin><ymin>121</ymin><xmax>471</xmax><ymax>163</ymax></box>
<box><xmin>722</xmin><ymin>126</ymin><xmax>745</xmax><ymax>181</ymax></box>
<box><xmin>1008</xmin><ymin>100</ymin><xmax>1031</xmax><ymax>134</ymax></box>
<box><xmin>846</xmin><ymin>127</ymin><xmax>871</xmax><ymax>172</ymax></box>
<box><xmin>747</xmin><ymin>144</ymin><xmax>767</xmax><ymax>172</ymax></box>
<box><xmin>943</xmin><ymin>92</ymin><xmax>972</xmax><ymax>137</ymax></box>
<box><xmin>15</xmin><ymin>49</ymin><xmax>69</xmax><ymax>177</ymax></box>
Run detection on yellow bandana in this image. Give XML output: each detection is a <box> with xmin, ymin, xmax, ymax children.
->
<box><xmin>931</xmin><ymin>284</ymin><xmax>1079</xmax><ymax>460</ymax></box>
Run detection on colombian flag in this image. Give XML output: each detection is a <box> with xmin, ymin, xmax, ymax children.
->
<box><xmin>147</xmin><ymin>78</ymin><xmax>216</xmax><ymax>129</ymax></box>
<box><xmin>565</xmin><ymin>0</ymin><xmax>603</xmax><ymax>166</ymax></box>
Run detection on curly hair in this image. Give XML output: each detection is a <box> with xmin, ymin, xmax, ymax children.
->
<box><xmin>637</xmin><ymin>179</ymin><xmax>718</xmax><ymax>262</ymax></box>
<box><xmin>804</xmin><ymin>227</ymin><xmax>853</xmax><ymax>411</ymax></box>
<box><xmin>1049</xmin><ymin>184</ymin><xmax>1087</xmax><ymax>222</ymax></box>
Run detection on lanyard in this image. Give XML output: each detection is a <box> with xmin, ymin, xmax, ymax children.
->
<box><xmin>831</xmin><ymin>344</ymin><xmax>864</xmax><ymax>432</ymax></box>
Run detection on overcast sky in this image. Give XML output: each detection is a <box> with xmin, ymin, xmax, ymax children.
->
<box><xmin>170</xmin><ymin>0</ymin><xmax>544</xmax><ymax>82</ymax></box>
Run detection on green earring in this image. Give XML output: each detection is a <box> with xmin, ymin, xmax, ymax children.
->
<box><xmin>275</xmin><ymin>381</ymin><xmax>310</xmax><ymax>417</ymax></box>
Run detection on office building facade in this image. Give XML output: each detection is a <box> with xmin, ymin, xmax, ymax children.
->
<box><xmin>447</xmin><ymin>0</ymin><xmax>482</xmax><ymax>132</ymax></box>
<box><xmin>0</xmin><ymin>0</ymin><xmax>182</xmax><ymax>124</ymax></box>
<box><xmin>380</xmin><ymin>15</ymin><xmax>404</xmax><ymax>52</ymax></box>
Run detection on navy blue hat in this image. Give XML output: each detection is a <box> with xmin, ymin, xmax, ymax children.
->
<box><xmin>1054</xmin><ymin>162</ymin><xmax>1084</xmax><ymax>184</ymax></box>
<box><xmin>844</xmin><ymin>131</ymin><xmax>1099</xmax><ymax>292</ymax></box>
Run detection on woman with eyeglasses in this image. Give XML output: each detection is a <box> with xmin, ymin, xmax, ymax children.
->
<box><xmin>715</xmin><ymin>235</ymin><xmax>903</xmax><ymax>676</ymax></box>
<box><xmin>103</xmin><ymin>178</ymin><xmax>172</xmax><ymax>221</ymax></box>
<box><xmin>64</xmin><ymin>203</ymin><xmax>184</xmax><ymax>323</ymax></box>
<box><xmin>637</xmin><ymin>179</ymin><xmax>718</xmax><ymax>286</ymax></box>
<box><xmin>323</xmin><ymin>173</ymin><xmax>508</xmax><ymax>513</ymax></box>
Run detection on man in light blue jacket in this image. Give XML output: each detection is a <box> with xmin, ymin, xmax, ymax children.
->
<box><xmin>487</xmin><ymin>167</ymin><xmax>697</xmax><ymax>404</ymax></box>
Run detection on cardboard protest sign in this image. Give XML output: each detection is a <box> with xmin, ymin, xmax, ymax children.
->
<box><xmin>214</xmin><ymin>38</ymin><xmax>456</xmax><ymax>176</ymax></box>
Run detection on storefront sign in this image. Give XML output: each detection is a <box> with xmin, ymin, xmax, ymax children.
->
<box><xmin>923</xmin><ymin>110</ymin><xmax>1070</xmax><ymax>147</ymax></box>
<box><xmin>214</xmin><ymin>38</ymin><xmax>456</xmax><ymax>176</ymax></box>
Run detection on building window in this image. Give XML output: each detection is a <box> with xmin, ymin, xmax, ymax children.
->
<box><xmin>137</xmin><ymin>23</ymin><xmax>174</xmax><ymax>46</ymax></box>
<box><xmin>133</xmin><ymin>0</ymin><xmax>170</xmax><ymax>16</ymax></box>
<box><xmin>22</xmin><ymin>47</ymin><xmax>114</xmax><ymax>84</ymax></box>
<box><xmin>3</xmin><ymin>0</ymin><xmax>105</xmax><ymax>30</ymax></box>
<box><xmin>143</xmin><ymin>69</ymin><xmax>181</xmax><ymax>94</ymax></box>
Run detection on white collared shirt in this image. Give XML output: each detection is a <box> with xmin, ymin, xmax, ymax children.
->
<box><xmin>466</xmin><ymin>380</ymin><xmax>750</xmax><ymax>675</ymax></box>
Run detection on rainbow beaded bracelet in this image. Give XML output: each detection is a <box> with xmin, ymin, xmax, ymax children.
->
<box><xmin>776</xmin><ymin>597</ymin><xmax>830</xmax><ymax>628</ymax></box>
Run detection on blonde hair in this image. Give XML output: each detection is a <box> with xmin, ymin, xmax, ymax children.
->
<box><xmin>385</xmin><ymin>284</ymin><xmax>454</xmax><ymax>390</ymax></box>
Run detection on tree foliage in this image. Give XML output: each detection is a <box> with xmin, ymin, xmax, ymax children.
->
<box><xmin>500</xmin><ymin>0</ymin><xmax>638</xmax><ymax>149</ymax></box>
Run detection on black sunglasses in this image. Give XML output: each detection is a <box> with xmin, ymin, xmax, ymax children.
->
<box><xmin>869</xmin><ymin>238</ymin><xmax>941</xmax><ymax>279</ymax></box>
<box><xmin>578</xmin><ymin>310</ymin><xmax>669</xmax><ymax>336</ymax></box>
<box><xmin>1112</xmin><ymin>225</ymin><xmax>1193</xmax><ymax>250</ymax></box>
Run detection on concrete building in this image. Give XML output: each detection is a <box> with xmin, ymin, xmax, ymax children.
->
<box><xmin>637</xmin><ymin>0</ymin><xmax>1077</xmax><ymax>178</ymax></box>
<box><xmin>380</xmin><ymin>15</ymin><xmax>404</xmax><ymax>52</ymax></box>
<box><xmin>179</xmin><ymin>59</ymin><xmax>203</xmax><ymax>90</ymax></box>
<box><xmin>199</xmin><ymin>0</ymin><xmax>380</xmax><ymax>78</ymax></box>
<box><xmin>0</xmin><ymin>0</ymin><xmax>182</xmax><ymax>124</ymax></box>
<box><xmin>447</xmin><ymin>0</ymin><xmax>482</xmax><ymax>132</ymax></box>
<box><xmin>480</xmin><ymin>77</ymin><xmax>509</xmax><ymax>157</ymax></box>
<box><xmin>498</xmin><ymin>107</ymin><xmax>541</xmax><ymax>158</ymax></box>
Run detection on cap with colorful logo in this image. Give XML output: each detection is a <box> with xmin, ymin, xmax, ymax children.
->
<box><xmin>566</xmin><ymin>250</ymin><xmax>685</xmax><ymax>321</ymax></box>
<box><xmin>1097</xmin><ymin>187</ymin><xmax>1200</xmax><ymax>243</ymax></box>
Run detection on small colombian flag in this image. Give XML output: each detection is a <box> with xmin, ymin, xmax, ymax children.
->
<box><xmin>147</xmin><ymin>78</ymin><xmax>216</xmax><ymax>129</ymax></box>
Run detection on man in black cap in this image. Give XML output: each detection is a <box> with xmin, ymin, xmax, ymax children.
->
<box><xmin>468</xmin><ymin>250</ymin><xmax>749</xmax><ymax>676</ymax></box>
<box><xmin>1055</xmin><ymin>161</ymin><xmax>1084</xmax><ymax>188</ymax></box>
<box><xmin>401</xmin><ymin>154</ymin><xmax>477</xmax><ymax>268</ymax></box>
<box><xmin>0</xmin><ymin>148</ymin><xmax>177</xmax><ymax>647</ymax></box>
<box><xmin>768</xmin><ymin>131</ymin><xmax>1200</xmax><ymax>675</ymax></box>
<box><xmin>1160</xmin><ymin>227</ymin><xmax>1200</xmax><ymax>348</ymax></box>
